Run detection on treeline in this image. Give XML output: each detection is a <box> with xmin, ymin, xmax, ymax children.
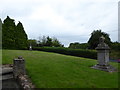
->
<box><xmin>2</xmin><ymin>16</ymin><xmax>63</xmax><ymax>50</ymax></box>
<box><xmin>2</xmin><ymin>16</ymin><xmax>120</xmax><ymax>52</ymax></box>
<box><xmin>28</xmin><ymin>36</ymin><xmax>64</xmax><ymax>47</ymax></box>
<box><xmin>69</xmin><ymin>30</ymin><xmax>120</xmax><ymax>51</ymax></box>
<box><xmin>2</xmin><ymin>16</ymin><xmax>28</xmax><ymax>49</ymax></box>
<box><xmin>69</xmin><ymin>30</ymin><xmax>112</xmax><ymax>49</ymax></box>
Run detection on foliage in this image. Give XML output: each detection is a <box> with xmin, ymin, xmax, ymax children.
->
<box><xmin>0</xmin><ymin>18</ymin><xmax>2</xmax><ymax>49</ymax></box>
<box><xmin>2</xmin><ymin>16</ymin><xmax>16</xmax><ymax>49</ymax></box>
<box><xmin>88</xmin><ymin>30</ymin><xmax>111</xmax><ymax>49</ymax></box>
<box><xmin>15</xmin><ymin>22</ymin><xmax>28</xmax><ymax>49</ymax></box>
<box><xmin>2</xmin><ymin>16</ymin><xmax>28</xmax><ymax>49</ymax></box>
<box><xmin>52</xmin><ymin>37</ymin><xmax>63</xmax><ymax>47</ymax></box>
<box><xmin>111</xmin><ymin>42</ymin><xmax>120</xmax><ymax>51</ymax></box>
<box><xmin>33</xmin><ymin>47</ymin><xmax>97</xmax><ymax>59</ymax></box>
<box><xmin>110</xmin><ymin>42</ymin><xmax>120</xmax><ymax>59</ymax></box>
<box><xmin>110</xmin><ymin>50</ymin><xmax>120</xmax><ymax>60</ymax></box>
<box><xmin>69</xmin><ymin>42</ymin><xmax>89</xmax><ymax>49</ymax></box>
<box><xmin>46</xmin><ymin>36</ymin><xmax>53</xmax><ymax>46</ymax></box>
<box><xmin>38</xmin><ymin>36</ymin><xmax>63</xmax><ymax>47</ymax></box>
<box><xmin>28</xmin><ymin>39</ymin><xmax>37</xmax><ymax>47</ymax></box>
<box><xmin>2</xmin><ymin>50</ymin><xmax>119</xmax><ymax>88</ymax></box>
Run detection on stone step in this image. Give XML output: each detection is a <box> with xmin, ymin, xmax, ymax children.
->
<box><xmin>1</xmin><ymin>73</ymin><xmax>13</xmax><ymax>81</ymax></box>
<box><xmin>2</xmin><ymin>78</ymin><xmax>21</xmax><ymax>89</ymax></box>
<box><xmin>1</xmin><ymin>67</ymin><xmax>13</xmax><ymax>75</ymax></box>
<box><xmin>0</xmin><ymin>67</ymin><xmax>13</xmax><ymax>81</ymax></box>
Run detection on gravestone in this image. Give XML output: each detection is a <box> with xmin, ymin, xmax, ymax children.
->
<box><xmin>91</xmin><ymin>36</ymin><xmax>117</xmax><ymax>72</ymax></box>
<box><xmin>29</xmin><ymin>45</ymin><xmax>32</xmax><ymax>50</ymax></box>
<box><xmin>13</xmin><ymin>56</ymin><xmax>26</xmax><ymax>78</ymax></box>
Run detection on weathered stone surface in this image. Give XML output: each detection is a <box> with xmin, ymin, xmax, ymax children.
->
<box><xmin>1</xmin><ymin>65</ymin><xmax>13</xmax><ymax>80</ymax></box>
<box><xmin>2</xmin><ymin>65</ymin><xmax>21</xmax><ymax>89</ymax></box>
<box><xmin>18</xmin><ymin>75</ymin><xmax>35</xmax><ymax>89</ymax></box>
<box><xmin>2</xmin><ymin>73</ymin><xmax>13</xmax><ymax>80</ymax></box>
<box><xmin>92</xmin><ymin>36</ymin><xmax>117</xmax><ymax>72</ymax></box>
<box><xmin>13</xmin><ymin>57</ymin><xmax>35</xmax><ymax>89</ymax></box>
<box><xmin>13</xmin><ymin>56</ymin><xmax>26</xmax><ymax>78</ymax></box>
<box><xmin>0</xmin><ymin>57</ymin><xmax>35</xmax><ymax>90</ymax></box>
<box><xmin>91</xmin><ymin>64</ymin><xmax>117</xmax><ymax>72</ymax></box>
<box><xmin>2</xmin><ymin>79</ymin><xmax>21</xmax><ymax>89</ymax></box>
<box><xmin>97</xmin><ymin>50</ymin><xmax>109</xmax><ymax>65</ymax></box>
<box><xmin>2</xmin><ymin>67</ymin><xmax>13</xmax><ymax>75</ymax></box>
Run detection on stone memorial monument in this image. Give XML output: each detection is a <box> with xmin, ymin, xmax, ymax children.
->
<box><xmin>13</xmin><ymin>56</ymin><xmax>26</xmax><ymax>78</ymax></box>
<box><xmin>91</xmin><ymin>36</ymin><xmax>117</xmax><ymax>72</ymax></box>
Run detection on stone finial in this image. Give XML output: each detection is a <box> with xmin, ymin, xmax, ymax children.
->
<box><xmin>96</xmin><ymin>36</ymin><xmax>110</xmax><ymax>50</ymax></box>
<box><xmin>18</xmin><ymin>56</ymin><xmax>23</xmax><ymax>59</ymax></box>
<box><xmin>99</xmin><ymin>36</ymin><xmax>105</xmax><ymax>44</ymax></box>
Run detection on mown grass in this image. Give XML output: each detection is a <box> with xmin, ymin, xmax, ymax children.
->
<box><xmin>2</xmin><ymin>50</ymin><xmax>119</xmax><ymax>88</ymax></box>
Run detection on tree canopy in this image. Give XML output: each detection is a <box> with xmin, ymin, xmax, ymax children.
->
<box><xmin>15</xmin><ymin>21</ymin><xmax>28</xmax><ymax>49</ymax></box>
<box><xmin>88</xmin><ymin>30</ymin><xmax>111</xmax><ymax>49</ymax></box>
<box><xmin>2</xmin><ymin>16</ymin><xmax>28</xmax><ymax>49</ymax></box>
<box><xmin>38</xmin><ymin>36</ymin><xmax>63</xmax><ymax>47</ymax></box>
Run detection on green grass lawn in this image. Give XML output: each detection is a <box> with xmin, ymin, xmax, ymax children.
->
<box><xmin>2</xmin><ymin>50</ymin><xmax>119</xmax><ymax>88</ymax></box>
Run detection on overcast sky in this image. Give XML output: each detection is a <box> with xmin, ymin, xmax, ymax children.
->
<box><xmin>0</xmin><ymin>0</ymin><xmax>119</xmax><ymax>46</ymax></box>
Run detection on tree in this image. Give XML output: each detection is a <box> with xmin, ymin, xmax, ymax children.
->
<box><xmin>2</xmin><ymin>16</ymin><xmax>16</xmax><ymax>49</ymax></box>
<box><xmin>2</xmin><ymin>16</ymin><xmax>28</xmax><ymax>49</ymax></box>
<box><xmin>0</xmin><ymin>18</ymin><xmax>2</xmax><ymax>49</ymax></box>
<box><xmin>46</xmin><ymin>36</ymin><xmax>52</xmax><ymax>46</ymax></box>
<box><xmin>28</xmin><ymin>39</ymin><xmax>37</xmax><ymax>47</ymax></box>
<box><xmin>52</xmin><ymin>37</ymin><xmax>62</xmax><ymax>47</ymax></box>
<box><xmin>38</xmin><ymin>36</ymin><xmax>63</xmax><ymax>47</ymax></box>
<box><xmin>88</xmin><ymin>30</ymin><xmax>111</xmax><ymax>49</ymax></box>
<box><xmin>69</xmin><ymin>42</ymin><xmax>80</xmax><ymax>49</ymax></box>
<box><xmin>15</xmin><ymin>21</ymin><xmax>28</xmax><ymax>49</ymax></box>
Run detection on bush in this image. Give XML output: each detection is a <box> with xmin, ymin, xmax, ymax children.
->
<box><xmin>111</xmin><ymin>42</ymin><xmax>120</xmax><ymax>51</ymax></box>
<box><xmin>33</xmin><ymin>47</ymin><xmax>97</xmax><ymax>59</ymax></box>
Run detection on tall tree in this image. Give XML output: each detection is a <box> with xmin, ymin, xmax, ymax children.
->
<box><xmin>46</xmin><ymin>36</ymin><xmax>52</xmax><ymax>46</ymax></box>
<box><xmin>52</xmin><ymin>37</ymin><xmax>62</xmax><ymax>47</ymax></box>
<box><xmin>2</xmin><ymin>16</ymin><xmax>28</xmax><ymax>49</ymax></box>
<box><xmin>15</xmin><ymin>21</ymin><xmax>28</xmax><ymax>49</ymax></box>
<box><xmin>88</xmin><ymin>30</ymin><xmax>111</xmax><ymax>49</ymax></box>
<box><xmin>38</xmin><ymin>36</ymin><xmax>63</xmax><ymax>47</ymax></box>
<box><xmin>0</xmin><ymin>18</ymin><xmax>2</xmax><ymax>49</ymax></box>
<box><xmin>2</xmin><ymin>16</ymin><xmax>16</xmax><ymax>49</ymax></box>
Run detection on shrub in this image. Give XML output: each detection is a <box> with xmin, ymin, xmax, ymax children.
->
<box><xmin>33</xmin><ymin>47</ymin><xmax>97</xmax><ymax>59</ymax></box>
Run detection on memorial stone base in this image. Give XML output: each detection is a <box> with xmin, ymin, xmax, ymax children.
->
<box><xmin>91</xmin><ymin>64</ymin><xmax>117</xmax><ymax>72</ymax></box>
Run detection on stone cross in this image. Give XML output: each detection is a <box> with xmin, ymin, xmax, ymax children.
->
<box><xmin>13</xmin><ymin>56</ymin><xmax>26</xmax><ymax>78</ymax></box>
<box><xmin>91</xmin><ymin>36</ymin><xmax>117</xmax><ymax>72</ymax></box>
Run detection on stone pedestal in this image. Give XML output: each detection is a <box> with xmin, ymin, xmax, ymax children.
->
<box><xmin>13</xmin><ymin>56</ymin><xmax>26</xmax><ymax>78</ymax></box>
<box><xmin>91</xmin><ymin>36</ymin><xmax>117</xmax><ymax>72</ymax></box>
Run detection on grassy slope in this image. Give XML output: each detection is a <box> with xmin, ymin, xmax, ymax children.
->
<box><xmin>2</xmin><ymin>50</ymin><xmax>119</xmax><ymax>88</ymax></box>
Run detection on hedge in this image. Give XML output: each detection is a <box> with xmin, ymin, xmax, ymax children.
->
<box><xmin>33</xmin><ymin>47</ymin><xmax>97</xmax><ymax>59</ymax></box>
